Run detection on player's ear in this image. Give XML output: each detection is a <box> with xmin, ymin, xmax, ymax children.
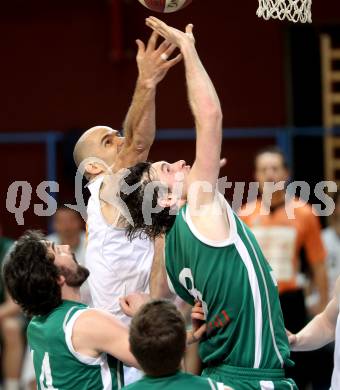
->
<box><xmin>57</xmin><ymin>275</ymin><xmax>66</xmax><ymax>286</ymax></box>
<box><xmin>85</xmin><ymin>162</ymin><xmax>104</xmax><ymax>176</ymax></box>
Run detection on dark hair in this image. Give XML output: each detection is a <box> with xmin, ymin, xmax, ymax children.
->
<box><xmin>254</xmin><ymin>146</ymin><xmax>288</xmax><ymax>169</ymax></box>
<box><xmin>129</xmin><ymin>300</ymin><xmax>186</xmax><ymax>376</ymax></box>
<box><xmin>120</xmin><ymin>162</ymin><xmax>176</xmax><ymax>241</ymax></box>
<box><xmin>3</xmin><ymin>230</ymin><xmax>62</xmax><ymax>317</ymax></box>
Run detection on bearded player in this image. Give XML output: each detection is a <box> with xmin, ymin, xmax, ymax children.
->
<box><xmin>3</xmin><ymin>231</ymin><xmax>205</xmax><ymax>390</ymax></box>
<box><xmin>120</xmin><ymin>18</ymin><xmax>296</xmax><ymax>389</ymax></box>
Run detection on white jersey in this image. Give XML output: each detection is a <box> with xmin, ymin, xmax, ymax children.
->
<box><xmin>322</xmin><ymin>227</ymin><xmax>340</xmax><ymax>298</ymax></box>
<box><xmin>331</xmin><ymin>300</ymin><xmax>340</xmax><ymax>389</ymax></box>
<box><xmin>85</xmin><ymin>176</ymin><xmax>154</xmax><ymax>325</ymax></box>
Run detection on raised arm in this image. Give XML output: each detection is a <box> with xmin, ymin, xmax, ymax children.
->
<box><xmin>149</xmin><ymin>236</ymin><xmax>174</xmax><ymax>299</ymax></box>
<box><xmin>116</xmin><ymin>31</ymin><xmax>182</xmax><ymax>168</ymax></box>
<box><xmin>145</xmin><ymin>18</ymin><xmax>223</xmax><ymax>206</ymax></box>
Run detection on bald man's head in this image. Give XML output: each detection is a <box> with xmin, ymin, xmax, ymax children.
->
<box><xmin>73</xmin><ymin>126</ymin><xmax>125</xmax><ymax>178</ymax></box>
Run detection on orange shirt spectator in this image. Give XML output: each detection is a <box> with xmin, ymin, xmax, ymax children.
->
<box><xmin>238</xmin><ymin>145</ymin><xmax>329</xmax><ymax>390</ymax></box>
<box><xmin>240</xmin><ymin>198</ymin><xmax>326</xmax><ymax>295</ymax></box>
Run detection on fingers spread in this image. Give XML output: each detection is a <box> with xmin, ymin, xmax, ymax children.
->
<box><xmin>146</xmin><ymin>30</ymin><xmax>159</xmax><ymax>52</ymax></box>
<box><xmin>156</xmin><ymin>39</ymin><xmax>171</xmax><ymax>55</ymax></box>
<box><xmin>163</xmin><ymin>43</ymin><xmax>177</xmax><ymax>58</ymax></box>
<box><xmin>165</xmin><ymin>53</ymin><xmax>183</xmax><ymax>68</ymax></box>
<box><xmin>185</xmin><ymin>23</ymin><xmax>194</xmax><ymax>34</ymax></box>
<box><xmin>146</xmin><ymin>18</ymin><xmax>169</xmax><ymax>41</ymax></box>
<box><xmin>136</xmin><ymin>39</ymin><xmax>146</xmax><ymax>55</ymax></box>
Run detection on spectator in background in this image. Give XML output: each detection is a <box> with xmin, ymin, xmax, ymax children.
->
<box><xmin>47</xmin><ymin>204</ymin><xmax>91</xmax><ymax>305</ymax></box>
<box><xmin>0</xmin><ymin>226</ymin><xmax>24</xmax><ymax>390</ymax></box>
<box><xmin>239</xmin><ymin>146</ymin><xmax>329</xmax><ymax>390</ymax></box>
<box><xmin>322</xmin><ymin>191</ymin><xmax>340</xmax><ymax>298</ymax></box>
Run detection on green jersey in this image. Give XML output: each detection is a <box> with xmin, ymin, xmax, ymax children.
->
<box><xmin>165</xmin><ymin>200</ymin><xmax>291</xmax><ymax>370</ymax></box>
<box><xmin>122</xmin><ymin>371</ymin><xmax>224</xmax><ymax>390</ymax></box>
<box><xmin>28</xmin><ymin>300</ymin><xmax>124</xmax><ymax>390</ymax></box>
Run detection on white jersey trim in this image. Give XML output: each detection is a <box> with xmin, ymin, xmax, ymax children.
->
<box><xmin>185</xmin><ymin>194</ymin><xmax>237</xmax><ymax>247</ymax></box>
<box><xmin>234</xmin><ymin>236</ymin><xmax>263</xmax><ymax>368</ymax></box>
<box><xmin>239</xmin><ymin>219</ymin><xmax>285</xmax><ymax>368</ymax></box>
<box><xmin>87</xmin><ymin>176</ymin><xmax>125</xmax><ymax>230</ymax></box>
<box><xmin>64</xmin><ymin>308</ymin><xmax>103</xmax><ymax>365</ymax></box>
<box><xmin>260</xmin><ymin>381</ymin><xmax>274</xmax><ymax>390</ymax></box>
<box><xmin>64</xmin><ymin>308</ymin><xmax>113</xmax><ymax>390</ymax></box>
<box><xmin>208</xmin><ymin>378</ymin><xmax>217</xmax><ymax>390</ymax></box>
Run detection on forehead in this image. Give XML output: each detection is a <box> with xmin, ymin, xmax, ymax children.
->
<box><xmin>256</xmin><ymin>152</ymin><xmax>285</xmax><ymax>168</ymax></box>
<box><xmin>43</xmin><ymin>240</ymin><xmax>54</xmax><ymax>255</ymax></box>
<box><xmin>150</xmin><ymin>161</ymin><xmax>168</xmax><ymax>177</ymax></box>
<box><xmin>84</xmin><ymin>126</ymin><xmax>116</xmax><ymax>143</ymax></box>
<box><xmin>55</xmin><ymin>208</ymin><xmax>79</xmax><ymax>220</ymax></box>
<box><xmin>151</xmin><ymin>161</ymin><xmax>164</xmax><ymax>170</ymax></box>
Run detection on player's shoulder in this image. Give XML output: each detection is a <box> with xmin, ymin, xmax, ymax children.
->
<box><xmin>72</xmin><ymin>307</ymin><xmax>119</xmax><ymax>330</ymax></box>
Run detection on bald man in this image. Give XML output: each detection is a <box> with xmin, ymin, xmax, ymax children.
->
<box><xmin>73</xmin><ymin>31</ymin><xmax>181</xmax><ymax>385</ymax></box>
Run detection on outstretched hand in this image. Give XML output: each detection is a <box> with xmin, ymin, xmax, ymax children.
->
<box><xmin>146</xmin><ymin>17</ymin><xmax>195</xmax><ymax>49</ymax></box>
<box><xmin>136</xmin><ymin>30</ymin><xmax>182</xmax><ymax>88</ymax></box>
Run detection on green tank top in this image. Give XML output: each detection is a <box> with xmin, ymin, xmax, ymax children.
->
<box><xmin>28</xmin><ymin>300</ymin><xmax>124</xmax><ymax>389</ymax></box>
<box><xmin>165</xmin><ymin>200</ymin><xmax>291</xmax><ymax>370</ymax></box>
<box><xmin>122</xmin><ymin>371</ymin><xmax>224</xmax><ymax>389</ymax></box>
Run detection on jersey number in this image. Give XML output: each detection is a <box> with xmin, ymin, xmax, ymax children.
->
<box><xmin>39</xmin><ymin>352</ymin><xmax>58</xmax><ymax>390</ymax></box>
<box><xmin>179</xmin><ymin>268</ymin><xmax>208</xmax><ymax>316</ymax></box>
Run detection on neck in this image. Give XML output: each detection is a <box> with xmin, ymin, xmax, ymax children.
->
<box><xmin>62</xmin><ymin>287</ymin><xmax>81</xmax><ymax>303</ymax></box>
<box><xmin>145</xmin><ymin>369</ymin><xmax>178</xmax><ymax>378</ymax></box>
<box><xmin>261</xmin><ymin>190</ymin><xmax>285</xmax><ymax>209</ymax></box>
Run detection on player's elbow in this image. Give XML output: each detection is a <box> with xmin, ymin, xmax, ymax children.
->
<box><xmin>200</xmin><ymin>104</ymin><xmax>223</xmax><ymax>124</ymax></box>
<box><xmin>132</xmin><ymin>133</ymin><xmax>155</xmax><ymax>153</ymax></box>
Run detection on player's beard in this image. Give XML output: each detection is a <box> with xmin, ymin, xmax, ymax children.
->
<box><xmin>59</xmin><ymin>264</ymin><xmax>90</xmax><ymax>288</ymax></box>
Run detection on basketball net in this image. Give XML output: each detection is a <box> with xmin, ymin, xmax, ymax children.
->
<box><xmin>257</xmin><ymin>0</ymin><xmax>312</xmax><ymax>23</ymax></box>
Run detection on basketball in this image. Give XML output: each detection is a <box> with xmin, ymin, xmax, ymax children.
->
<box><xmin>137</xmin><ymin>0</ymin><xmax>192</xmax><ymax>13</ymax></box>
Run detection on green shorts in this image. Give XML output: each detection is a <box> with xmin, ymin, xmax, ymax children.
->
<box><xmin>202</xmin><ymin>365</ymin><xmax>297</xmax><ymax>390</ymax></box>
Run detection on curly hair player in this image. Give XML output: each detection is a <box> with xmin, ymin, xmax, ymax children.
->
<box><xmin>3</xmin><ymin>231</ymin><xmax>204</xmax><ymax>390</ymax></box>
<box><xmin>120</xmin><ymin>17</ymin><xmax>297</xmax><ymax>390</ymax></box>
